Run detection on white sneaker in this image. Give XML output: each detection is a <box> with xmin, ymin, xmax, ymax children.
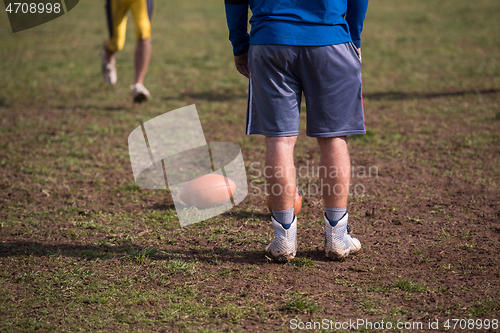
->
<box><xmin>130</xmin><ymin>83</ymin><xmax>151</xmax><ymax>103</ymax></box>
<box><xmin>324</xmin><ymin>213</ymin><xmax>361</xmax><ymax>260</ymax></box>
<box><xmin>101</xmin><ymin>49</ymin><xmax>117</xmax><ymax>85</ymax></box>
<box><xmin>265</xmin><ymin>216</ymin><xmax>297</xmax><ymax>261</ymax></box>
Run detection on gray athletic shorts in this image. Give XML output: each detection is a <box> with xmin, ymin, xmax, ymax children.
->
<box><xmin>246</xmin><ymin>43</ymin><xmax>365</xmax><ymax>137</ymax></box>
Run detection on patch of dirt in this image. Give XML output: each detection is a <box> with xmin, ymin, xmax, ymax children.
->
<box><xmin>1</xmin><ymin>91</ymin><xmax>499</xmax><ymax>331</ymax></box>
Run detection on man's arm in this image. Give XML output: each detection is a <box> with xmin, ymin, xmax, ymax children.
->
<box><xmin>346</xmin><ymin>0</ymin><xmax>369</xmax><ymax>49</ymax></box>
<box><xmin>224</xmin><ymin>0</ymin><xmax>250</xmax><ymax>56</ymax></box>
<box><xmin>225</xmin><ymin>0</ymin><xmax>250</xmax><ymax>77</ymax></box>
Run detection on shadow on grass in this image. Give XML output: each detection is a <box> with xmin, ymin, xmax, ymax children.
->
<box><xmin>364</xmin><ymin>88</ymin><xmax>499</xmax><ymax>101</ymax></box>
<box><xmin>53</xmin><ymin>104</ymin><xmax>126</xmax><ymax>112</ymax></box>
<box><xmin>164</xmin><ymin>88</ymin><xmax>499</xmax><ymax>103</ymax></box>
<box><xmin>0</xmin><ymin>96</ymin><xmax>10</xmax><ymax>108</ymax></box>
<box><xmin>146</xmin><ymin>202</ymin><xmax>176</xmax><ymax>211</ymax></box>
<box><xmin>145</xmin><ymin>204</ymin><xmax>271</xmax><ymax>221</ymax></box>
<box><xmin>219</xmin><ymin>210</ymin><xmax>270</xmax><ymax>221</ymax></box>
<box><xmin>0</xmin><ymin>241</ymin><xmax>151</xmax><ymax>260</ymax></box>
<box><xmin>0</xmin><ymin>241</ymin><xmax>334</xmax><ymax>264</ymax></box>
<box><xmin>162</xmin><ymin>89</ymin><xmax>247</xmax><ymax>102</ymax></box>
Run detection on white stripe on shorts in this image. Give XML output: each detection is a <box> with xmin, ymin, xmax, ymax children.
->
<box><xmin>246</xmin><ymin>76</ymin><xmax>253</xmax><ymax>135</ymax></box>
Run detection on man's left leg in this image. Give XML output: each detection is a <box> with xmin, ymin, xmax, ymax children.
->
<box><xmin>265</xmin><ymin>136</ymin><xmax>298</xmax><ymax>261</ymax></box>
<box><xmin>245</xmin><ymin>45</ymin><xmax>303</xmax><ymax>260</ymax></box>
<box><xmin>102</xmin><ymin>0</ymin><xmax>129</xmax><ymax>85</ymax></box>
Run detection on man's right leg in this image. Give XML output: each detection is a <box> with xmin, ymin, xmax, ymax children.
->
<box><xmin>130</xmin><ymin>38</ymin><xmax>152</xmax><ymax>102</ymax></box>
<box><xmin>129</xmin><ymin>0</ymin><xmax>153</xmax><ymax>102</ymax></box>
<box><xmin>134</xmin><ymin>38</ymin><xmax>151</xmax><ymax>85</ymax></box>
<box><xmin>318</xmin><ymin>137</ymin><xmax>350</xmax><ymax>209</ymax></box>
<box><xmin>265</xmin><ymin>136</ymin><xmax>298</xmax><ymax>261</ymax></box>
<box><xmin>318</xmin><ymin>136</ymin><xmax>361</xmax><ymax>260</ymax></box>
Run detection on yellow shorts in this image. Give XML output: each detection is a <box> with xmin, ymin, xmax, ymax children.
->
<box><xmin>105</xmin><ymin>0</ymin><xmax>154</xmax><ymax>52</ymax></box>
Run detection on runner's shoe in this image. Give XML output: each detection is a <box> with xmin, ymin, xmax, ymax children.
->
<box><xmin>265</xmin><ymin>216</ymin><xmax>297</xmax><ymax>261</ymax></box>
<box><xmin>101</xmin><ymin>49</ymin><xmax>117</xmax><ymax>85</ymax></box>
<box><xmin>324</xmin><ymin>213</ymin><xmax>361</xmax><ymax>260</ymax></box>
<box><xmin>130</xmin><ymin>83</ymin><xmax>151</xmax><ymax>103</ymax></box>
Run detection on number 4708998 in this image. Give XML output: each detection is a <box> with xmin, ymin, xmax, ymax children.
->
<box><xmin>443</xmin><ymin>319</ymin><xmax>498</xmax><ymax>330</ymax></box>
<box><xmin>6</xmin><ymin>2</ymin><xmax>61</xmax><ymax>14</ymax></box>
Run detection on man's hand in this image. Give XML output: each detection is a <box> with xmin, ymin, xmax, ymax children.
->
<box><xmin>358</xmin><ymin>48</ymin><xmax>362</xmax><ymax>63</ymax></box>
<box><xmin>234</xmin><ymin>52</ymin><xmax>249</xmax><ymax>78</ymax></box>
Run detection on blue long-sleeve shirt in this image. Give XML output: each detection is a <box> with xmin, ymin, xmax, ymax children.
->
<box><xmin>225</xmin><ymin>0</ymin><xmax>368</xmax><ymax>56</ymax></box>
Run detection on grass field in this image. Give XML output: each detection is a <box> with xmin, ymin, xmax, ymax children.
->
<box><xmin>1</xmin><ymin>0</ymin><xmax>499</xmax><ymax>331</ymax></box>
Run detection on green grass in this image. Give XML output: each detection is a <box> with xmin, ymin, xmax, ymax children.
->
<box><xmin>281</xmin><ymin>292</ymin><xmax>321</xmax><ymax>314</ymax></box>
<box><xmin>163</xmin><ymin>258</ymin><xmax>199</xmax><ymax>275</ymax></box>
<box><xmin>469</xmin><ymin>298</ymin><xmax>500</xmax><ymax>316</ymax></box>
<box><xmin>285</xmin><ymin>257</ymin><xmax>317</xmax><ymax>267</ymax></box>
<box><xmin>393</xmin><ymin>278</ymin><xmax>428</xmax><ymax>292</ymax></box>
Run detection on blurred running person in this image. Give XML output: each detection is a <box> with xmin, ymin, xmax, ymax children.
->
<box><xmin>225</xmin><ymin>0</ymin><xmax>369</xmax><ymax>260</ymax></box>
<box><xmin>102</xmin><ymin>0</ymin><xmax>154</xmax><ymax>103</ymax></box>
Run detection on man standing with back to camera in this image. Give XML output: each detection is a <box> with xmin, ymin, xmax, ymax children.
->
<box><xmin>225</xmin><ymin>0</ymin><xmax>369</xmax><ymax>260</ymax></box>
